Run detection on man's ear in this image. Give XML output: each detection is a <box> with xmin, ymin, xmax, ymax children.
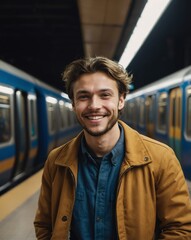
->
<box><xmin>118</xmin><ymin>94</ymin><xmax>125</xmax><ymax>110</ymax></box>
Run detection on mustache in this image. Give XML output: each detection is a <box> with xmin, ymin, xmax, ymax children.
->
<box><xmin>82</xmin><ymin>110</ymin><xmax>110</xmax><ymax>117</ymax></box>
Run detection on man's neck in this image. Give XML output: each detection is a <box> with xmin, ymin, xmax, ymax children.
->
<box><xmin>84</xmin><ymin>123</ymin><xmax>120</xmax><ymax>157</ymax></box>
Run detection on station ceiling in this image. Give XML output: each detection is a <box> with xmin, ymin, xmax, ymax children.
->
<box><xmin>0</xmin><ymin>0</ymin><xmax>191</xmax><ymax>92</ymax></box>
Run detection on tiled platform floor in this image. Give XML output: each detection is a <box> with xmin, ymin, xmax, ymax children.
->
<box><xmin>0</xmin><ymin>191</ymin><xmax>39</xmax><ymax>240</ymax></box>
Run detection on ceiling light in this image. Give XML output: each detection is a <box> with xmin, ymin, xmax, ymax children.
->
<box><xmin>118</xmin><ymin>0</ymin><xmax>173</xmax><ymax>69</ymax></box>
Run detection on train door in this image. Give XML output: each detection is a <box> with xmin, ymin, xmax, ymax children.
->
<box><xmin>12</xmin><ymin>90</ymin><xmax>29</xmax><ymax>177</ymax></box>
<box><xmin>0</xmin><ymin>86</ymin><xmax>15</xmax><ymax>186</ymax></box>
<box><xmin>145</xmin><ymin>95</ymin><xmax>155</xmax><ymax>138</ymax></box>
<box><xmin>169</xmin><ymin>88</ymin><xmax>182</xmax><ymax>160</ymax></box>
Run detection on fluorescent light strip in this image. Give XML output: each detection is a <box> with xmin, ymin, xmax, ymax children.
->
<box><xmin>118</xmin><ymin>0</ymin><xmax>172</xmax><ymax>69</ymax></box>
<box><xmin>46</xmin><ymin>96</ymin><xmax>57</xmax><ymax>104</ymax></box>
<box><xmin>0</xmin><ymin>86</ymin><xmax>14</xmax><ymax>94</ymax></box>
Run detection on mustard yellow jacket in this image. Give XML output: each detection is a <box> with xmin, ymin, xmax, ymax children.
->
<box><xmin>34</xmin><ymin>121</ymin><xmax>191</xmax><ymax>239</ymax></box>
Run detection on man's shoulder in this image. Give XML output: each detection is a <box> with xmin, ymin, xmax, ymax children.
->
<box><xmin>140</xmin><ymin>134</ymin><xmax>172</xmax><ymax>151</ymax></box>
<box><xmin>119</xmin><ymin>120</ymin><xmax>172</xmax><ymax>152</ymax></box>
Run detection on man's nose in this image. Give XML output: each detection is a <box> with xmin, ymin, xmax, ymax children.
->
<box><xmin>88</xmin><ymin>96</ymin><xmax>101</xmax><ymax>109</ymax></box>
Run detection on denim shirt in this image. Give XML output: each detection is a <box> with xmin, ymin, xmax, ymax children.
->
<box><xmin>71</xmin><ymin>124</ymin><xmax>125</xmax><ymax>240</ymax></box>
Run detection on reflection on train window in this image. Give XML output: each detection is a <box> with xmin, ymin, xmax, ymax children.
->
<box><xmin>139</xmin><ymin>98</ymin><xmax>145</xmax><ymax>127</ymax></box>
<box><xmin>126</xmin><ymin>101</ymin><xmax>135</xmax><ymax>125</ymax></box>
<box><xmin>0</xmin><ymin>94</ymin><xmax>11</xmax><ymax>143</ymax></box>
<box><xmin>157</xmin><ymin>93</ymin><xmax>167</xmax><ymax>133</ymax></box>
<box><xmin>145</xmin><ymin>95</ymin><xmax>155</xmax><ymax>124</ymax></box>
<box><xmin>177</xmin><ymin>97</ymin><xmax>181</xmax><ymax>128</ymax></box>
<box><xmin>59</xmin><ymin>101</ymin><xmax>68</xmax><ymax>129</ymax></box>
<box><xmin>68</xmin><ymin>109</ymin><xmax>74</xmax><ymax>125</ymax></box>
<box><xmin>126</xmin><ymin>102</ymin><xmax>131</xmax><ymax>122</ymax></box>
<box><xmin>172</xmin><ymin>98</ymin><xmax>176</xmax><ymax>127</ymax></box>
<box><xmin>47</xmin><ymin>101</ymin><xmax>57</xmax><ymax>133</ymax></box>
<box><xmin>29</xmin><ymin>98</ymin><xmax>37</xmax><ymax>137</ymax></box>
<box><xmin>186</xmin><ymin>94</ymin><xmax>191</xmax><ymax>137</ymax></box>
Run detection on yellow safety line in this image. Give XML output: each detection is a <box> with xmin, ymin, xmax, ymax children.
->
<box><xmin>0</xmin><ymin>169</ymin><xmax>43</xmax><ymax>221</ymax></box>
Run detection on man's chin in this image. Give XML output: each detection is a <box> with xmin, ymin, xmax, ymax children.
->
<box><xmin>84</xmin><ymin>127</ymin><xmax>106</xmax><ymax>137</ymax></box>
<box><xmin>84</xmin><ymin>124</ymin><xmax>116</xmax><ymax>137</ymax></box>
<box><xmin>82</xmin><ymin>118</ymin><xmax>118</xmax><ymax>137</ymax></box>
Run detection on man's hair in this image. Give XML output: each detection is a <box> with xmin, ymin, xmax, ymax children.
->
<box><xmin>62</xmin><ymin>56</ymin><xmax>132</xmax><ymax>100</ymax></box>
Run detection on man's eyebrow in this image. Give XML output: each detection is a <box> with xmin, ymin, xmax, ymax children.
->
<box><xmin>100</xmin><ymin>89</ymin><xmax>113</xmax><ymax>92</ymax></box>
<box><xmin>76</xmin><ymin>90</ymin><xmax>90</xmax><ymax>95</ymax></box>
<box><xmin>76</xmin><ymin>88</ymin><xmax>114</xmax><ymax>95</ymax></box>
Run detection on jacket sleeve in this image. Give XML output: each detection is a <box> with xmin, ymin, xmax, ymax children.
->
<box><xmin>156</xmin><ymin>148</ymin><xmax>191</xmax><ymax>239</ymax></box>
<box><xmin>34</xmin><ymin>158</ymin><xmax>53</xmax><ymax>240</ymax></box>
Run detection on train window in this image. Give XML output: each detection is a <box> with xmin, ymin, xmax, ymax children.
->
<box><xmin>59</xmin><ymin>100</ymin><xmax>68</xmax><ymax>129</ymax></box>
<box><xmin>125</xmin><ymin>101</ymin><xmax>132</xmax><ymax>122</ymax></box>
<box><xmin>126</xmin><ymin>101</ymin><xmax>135</xmax><ymax>124</ymax></box>
<box><xmin>186</xmin><ymin>92</ymin><xmax>191</xmax><ymax>137</ymax></box>
<box><xmin>145</xmin><ymin>96</ymin><xmax>155</xmax><ymax>123</ymax></box>
<box><xmin>65</xmin><ymin>102</ymin><xmax>73</xmax><ymax>126</ymax></box>
<box><xmin>28</xmin><ymin>95</ymin><xmax>37</xmax><ymax>137</ymax></box>
<box><xmin>46</xmin><ymin>97</ymin><xmax>57</xmax><ymax>133</ymax></box>
<box><xmin>172</xmin><ymin>98</ymin><xmax>176</xmax><ymax>127</ymax></box>
<box><xmin>177</xmin><ymin>97</ymin><xmax>181</xmax><ymax>128</ymax></box>
<box><xmin>157</xmin><ymin>93</ymin><xmax>167</xmax><ymax>133</ymax></box>
<box><xmin>0</xmin><ymin>93</ymin><xmax>12</xmax><ymax>143</ymax></box>
<box><xmin>139</xmin><ymin>98</ymin><xmax>145</xmax><ymax>127</ymax></box>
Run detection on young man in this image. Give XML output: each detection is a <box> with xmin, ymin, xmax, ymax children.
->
<box><xmin>34</xmin><ymin>56</ymin><xmax>191</xmax><ymax>239</ymax></box>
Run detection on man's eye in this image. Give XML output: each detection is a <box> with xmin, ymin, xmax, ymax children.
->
<box><xmin>101</xmin><ymin>93</ymin><xmax>110</xmax><ymax>98</ymax></box>
<box><xmin>78</xmin><ymin>95</ymin><xmax>88</xmax><ymax>100</ymax></box>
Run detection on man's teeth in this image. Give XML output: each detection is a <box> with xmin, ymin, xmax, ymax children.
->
<box><xmin>87</xmin><ymin>116</ymin><xmax>103</xmax><ymax>120</ymax></box>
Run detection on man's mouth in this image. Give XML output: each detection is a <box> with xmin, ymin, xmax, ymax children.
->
<box><xmin>83</xmin><ymin>112</ymin><xmax>109</xmax><ymax>120</ymax></box>
<box><xmin>86</xmin><ymin>116</ymin><xmax>104</xmax><ymax>120</ymax></box>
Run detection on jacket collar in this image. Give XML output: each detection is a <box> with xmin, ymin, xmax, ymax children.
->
<box><xmin>119</xmin><ymin>120</ymin><xmax>152</xmax><ymax>167</ymax></box>
<box><xmin>55</xmin><ymin>120</ymin><xmax>152</xmax><ymax>168</ymax></box>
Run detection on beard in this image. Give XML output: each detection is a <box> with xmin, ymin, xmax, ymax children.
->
<box><xmin>76</xmin><ymin>111</ymin><xmax>119</xmax><ymax>137</ymax></box>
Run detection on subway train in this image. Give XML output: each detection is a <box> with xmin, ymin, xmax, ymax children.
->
<box><xmin>0</xmin><ymin>60</ymin><xmax>81</xmax><ymax>194</ymax></box>
<box><xmin>121</xmin><ymin>65</ymin><xmax>191</xmax><ymax>180</ymax></box>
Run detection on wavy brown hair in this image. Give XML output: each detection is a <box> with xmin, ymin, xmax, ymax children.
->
<box><xmin>62</xmin><ymin>56</ymin><xmax>132</xmax><ymax>101</ymax></box>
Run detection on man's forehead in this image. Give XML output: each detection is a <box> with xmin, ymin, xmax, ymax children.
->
<box><xmin>74</xmin><ymin>73</ymin><xmax>117</xmax><ymax>86</ymax></box>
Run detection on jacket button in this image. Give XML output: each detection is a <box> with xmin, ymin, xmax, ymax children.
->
<box><xmin>144</xmin><ymin>156</ymin><xmax>149</xmax><ymax>161</ymax></box>
<box><xmin>62</xmin><ymin>216</ymin><xmax>68</xmax><ymax>222</ymax></box>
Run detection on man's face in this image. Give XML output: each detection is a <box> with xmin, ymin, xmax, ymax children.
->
<box><xmin>72</xmin><ymin>72</ymin><xmax>125</xmax><ymax>137</ymax></box>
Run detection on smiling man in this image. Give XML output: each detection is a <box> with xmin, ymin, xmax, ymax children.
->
<box><xmin>34</xmin><ymin>56</ymin><xmax>191</xmax><ymax>240</ymax></box>
<box><xmin>72</xmin><ymin>71</ymin><xmax>125</xmax><ymax>158</ymax></box>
